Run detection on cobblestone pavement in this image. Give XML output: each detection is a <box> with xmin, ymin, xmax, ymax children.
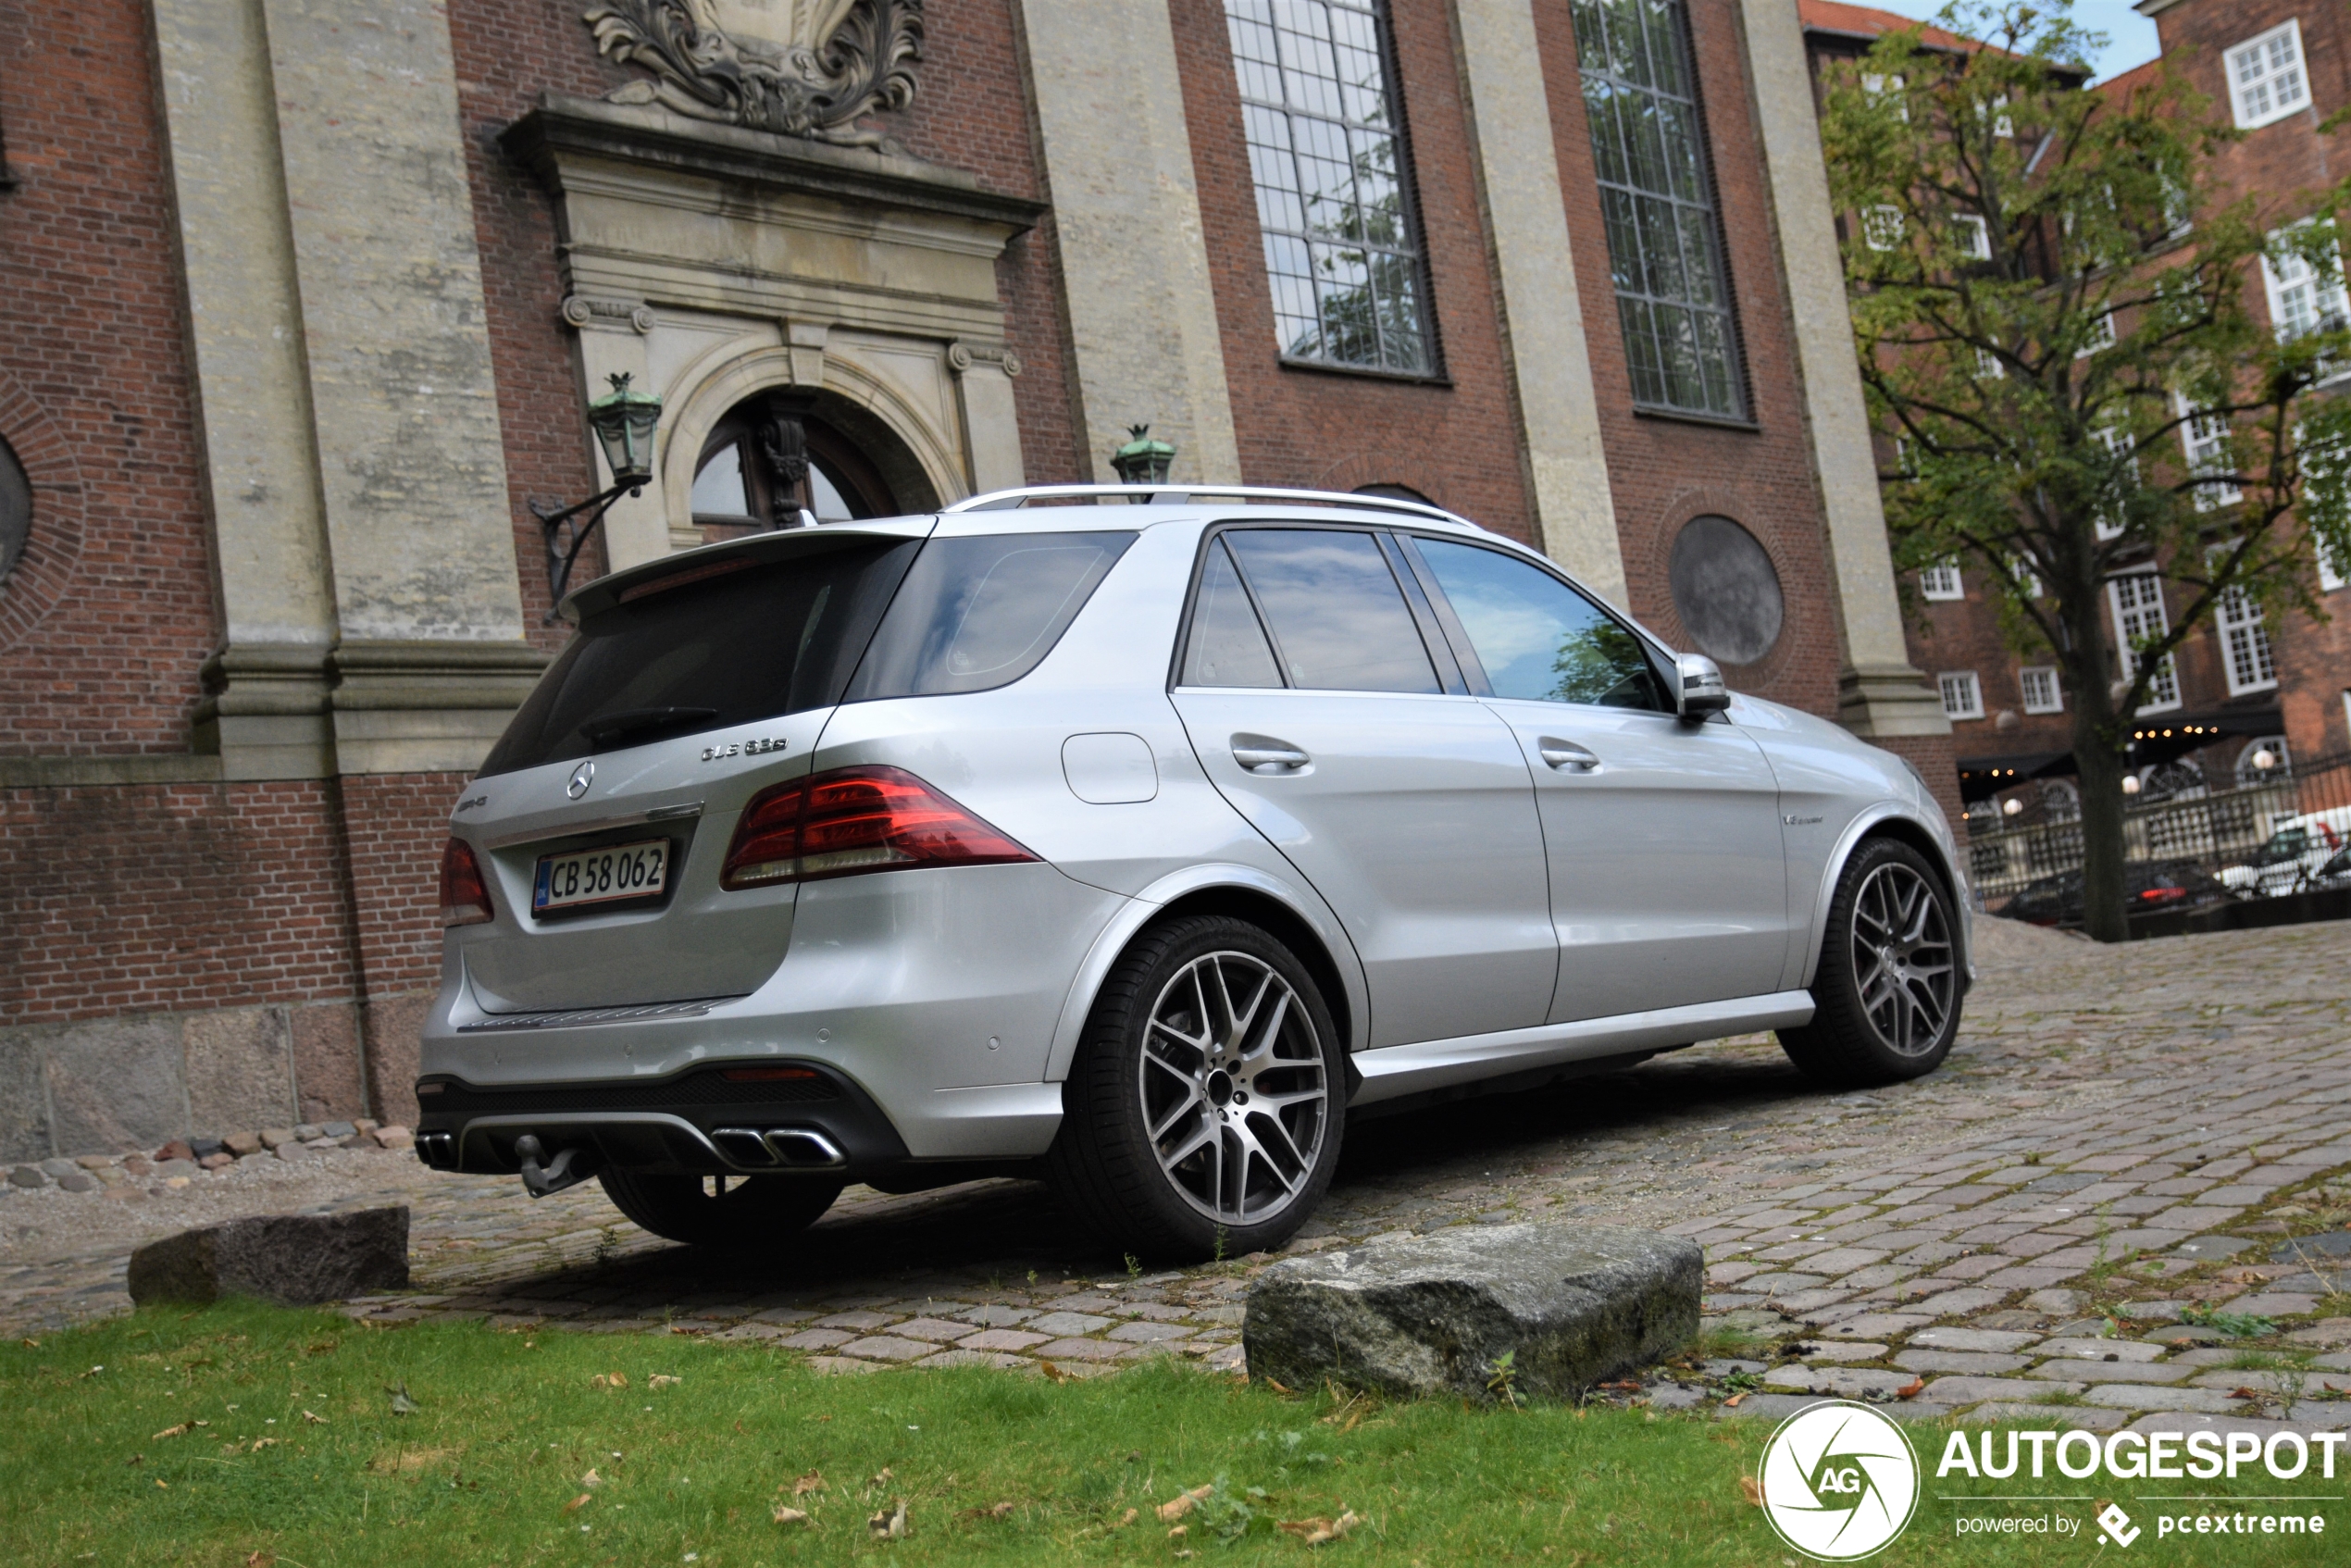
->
<box><xmin>6</xmin><ymin>917</ymin><xmax>2350</xmax><ymax>1435</ymax></box>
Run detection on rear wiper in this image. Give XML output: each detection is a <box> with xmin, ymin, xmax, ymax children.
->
<box><xmin>578</xmin><ymin>707</ymin><xmax>718</xmax><ymax>749</ymax></box>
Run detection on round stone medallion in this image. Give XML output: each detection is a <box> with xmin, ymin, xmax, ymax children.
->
<box><xmin>1668</xmin><ymin>515</ymin><xmax>1784</xmax><ymax>666</ymax></box>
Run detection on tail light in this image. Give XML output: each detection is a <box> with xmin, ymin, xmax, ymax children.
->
<box><xmin>438</xmin><ymin>837</ymin><xmax>494</xmax><ymax>927</ymax></box>
<box><xmin>720</xmin><ymin>765</ymin><xmax>1035</xmax><ymax>890</ymax></box>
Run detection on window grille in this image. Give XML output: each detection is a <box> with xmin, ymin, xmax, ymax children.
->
<box><xmin>2210</xmin><ymin>550</ymin><xmax>2278</xmax><ymax>695</ymax></box>
<box><xmin>1938</xmin><ymin>670</ymin><xmax>1984</xmax><ymax>720</ymax></box>
<box><xmin>1920</xmin><ymin>563</ymin><xmax>1963</xmax><ymax>601</ymax></box>
<box><xmin>2177</xmin><ymin>395</ymin><xmax>2241</xmax><ymax>511</ymax></box>
<box><xmin>2108</xmin><ymin>572</ymin><xmax>2181</xmax><ymax>712</ymax></box>
<box><xmin>2019</xmin><ymin>666</ymin><xmax>2062</xmax><ymax>714</ymax></box>
<box><xmin>1571</xmin><ymin>0</ymin><xmax>1745</xmax><ymax>419</ymax></box>
<box><xmin>1226</xmin><ymin>0</ymin><xmax>1434</xmax><ymax>375</ymax></box>
<box><xmin>2228</xmin><ymin>20</ymin><xmax>2307</xmax><ymax>130</ymax></box>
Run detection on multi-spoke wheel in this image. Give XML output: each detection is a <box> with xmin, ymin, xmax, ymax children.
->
<box><xmin>1049</xmin><ymin>915</ymin><xmax>1343</xmax><ymax>1259</ymax></box>
<box><xmin>1778</xmin><ymin>838</ymin><xmax>1963</xmax><ymax>1086</ymax></box>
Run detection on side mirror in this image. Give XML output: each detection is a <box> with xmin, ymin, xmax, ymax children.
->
<box><xmin>1674</xmin><ymin>653</ymin><xmax>1730</xmax><ymax>720</ymax></box>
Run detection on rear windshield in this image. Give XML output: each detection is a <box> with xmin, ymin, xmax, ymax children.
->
<box><xmin>478</xmin><ymin>538</ymin><xmax>922</xmax><ymax>778</ymax></box>
<box><xmin>844</xmin><ymin>531</ymin><xmax>1135</xmax><ymax>701</ymax></box>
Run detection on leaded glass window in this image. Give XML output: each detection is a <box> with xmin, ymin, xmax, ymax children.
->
<box><xmin>1225</xmin><ymin>0</ymin><xmax>1433</xmax><ymax>375</ymax></box>
<box><xmin>1571</xmin><ymin>0</ymin><xmax>1746</xmax><ymax>419</ymax></box>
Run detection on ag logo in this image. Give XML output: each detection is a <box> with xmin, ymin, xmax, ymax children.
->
<box><xmin>1758</xmin><ymin>1400</ymin><xmax>1920</xmax><ymax>1561</ymax></box>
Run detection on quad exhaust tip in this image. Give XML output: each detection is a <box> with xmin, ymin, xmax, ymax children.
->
<box><xmin>713</xmin><ymin>1126</ymin><xmax>847</xmax><ymax>1169</ymax></box>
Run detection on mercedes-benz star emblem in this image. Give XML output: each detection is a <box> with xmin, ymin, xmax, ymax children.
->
<box><xmin>566</xmin><ymin>760</ymin><xmax>596</xmax><ymax>800</ymax></box>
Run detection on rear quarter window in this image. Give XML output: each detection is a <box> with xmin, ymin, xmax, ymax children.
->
<box><xmin>845</xmin><ymin>531</ymin><xmax>1136</xmax><ymax>700</ymax></box>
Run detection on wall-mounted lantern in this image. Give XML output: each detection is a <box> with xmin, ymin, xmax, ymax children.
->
<box><xmin>531</xmin><ymin>373</ymin><xmax>665</xmax><ymax>621</ymax></box>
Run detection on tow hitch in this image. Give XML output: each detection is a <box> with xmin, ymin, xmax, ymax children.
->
<box><xmin>513</xmin><ymin>1134</ymin><xmax>598</xmax><ymax>1198</ymax></box>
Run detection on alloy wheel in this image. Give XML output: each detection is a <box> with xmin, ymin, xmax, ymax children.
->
<box><xmin>1848</xmin><ymin>861</ymin><xmax>1955</xmax><ymax>1055</ymax></box>
<box><xmin>1138</xmin><ymin>950</ymin><xmax>1328</xmax><ymax>1226</ymax></box>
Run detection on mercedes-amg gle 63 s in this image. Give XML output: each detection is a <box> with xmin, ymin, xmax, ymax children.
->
<box><xmin>417</xmin><ymin>486</ymin><xmax>1970</xmax><ymax>1258</ymax></box>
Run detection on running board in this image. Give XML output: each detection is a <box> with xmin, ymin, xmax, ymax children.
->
<box><xmin>1348</xmin><ymin>990</ymin><xmax>1815</xmax><ymax>1107</ymax></box>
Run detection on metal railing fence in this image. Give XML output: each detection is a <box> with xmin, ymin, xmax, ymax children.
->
<box><xmin>1964</xmin><ymin>751</ymin><xmax>2351</xmax><ymax>906</ymax></box>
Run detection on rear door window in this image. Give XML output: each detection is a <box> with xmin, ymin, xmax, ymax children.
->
<box><xmin>845</xmin><ymin>531</ymin><xmax>1136</xmax><ymax>700</ymax></box>
<box><xmin>479</xmin><ymin>537</ymin><xmax>921</xmax><ymax>778</ymax></box>
<box><xmin>1178</xmin><ymin>537</ymin><xmax>1283</xmax><ymax>688</ymax></box>
<box><xmin>1220</xmin><ymin>529</ymin><xmax>1440</xmax><ymax>693</ymax></box>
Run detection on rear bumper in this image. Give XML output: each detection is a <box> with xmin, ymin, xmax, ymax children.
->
<box><xmin>417</xmin><ymin>861</ymin><xmax>1121</xmax><ymax>1162</ymax></box>
<box><xmin>413</xmin><ymin>1062</ymin><xmax>922</xmax><ymax>1180</ymax></box>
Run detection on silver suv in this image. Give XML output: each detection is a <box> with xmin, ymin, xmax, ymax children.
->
<box><xmin>418</xmin><ymin>487</ymin><xmax>1968</xmax><ymax>1258</ymax></box>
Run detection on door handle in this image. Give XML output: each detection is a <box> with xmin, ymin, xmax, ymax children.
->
<box><xmin>1231</xmin><ymin>735</ymin><xmax>1311</xmax><ymax>773</ymax></box>
<box><xmin>1538</xmin><ymin>739</ymin><xmax>1600</xmax><ymax>773</ymax></box>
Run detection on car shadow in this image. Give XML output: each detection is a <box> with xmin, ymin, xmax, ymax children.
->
<box><xmin>467</xmin><ymin>1049</ymin><xmax>1831</xmax><ymax>1303</ymax></box>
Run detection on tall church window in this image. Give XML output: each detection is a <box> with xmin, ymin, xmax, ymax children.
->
<box><xmin>0</xmin><ymin>433</ymin><xmax>27</xmax><ymax>584</ymax></box>
<box><xmin>1572</xmin><ymin>0</ymin><xmax>1746</xmax><ymax>419</ymax></box>
<box><xmin>1225</xmin><ymin>0</ymin><xmax>1435</xmax><ymax>375</ymax></box>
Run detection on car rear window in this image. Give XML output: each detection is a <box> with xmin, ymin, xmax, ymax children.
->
<box><xmin>844</xmin><ymin>531</ymin><xmax>1135</xmax><ymax>701</ymax></box>
<box><xmin>478</xmin><ymin>537</ymin><xmax>922</xmax><ymax>778</ymax></box>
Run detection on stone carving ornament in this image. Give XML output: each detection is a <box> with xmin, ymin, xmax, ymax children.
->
<box><xmin>585</xmin><ymin>0</ymin><xmax>923</xmax><ymax>145</ymax></box>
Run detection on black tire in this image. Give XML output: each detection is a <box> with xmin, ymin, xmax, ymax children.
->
<box><xmin>1779</xmin><ymin>837</ymin><xmax>1962</xmax><ymax>1087</ymax></box>
<box><xmin>596</xmin><ymin>1170</ymin><xmax>843</xmax><ymax>1247</ymax></box>
<box><xmin>1048</xmin><ymin>915</ymin><xmax>1344</xmax><ymax>1262</ymax></box>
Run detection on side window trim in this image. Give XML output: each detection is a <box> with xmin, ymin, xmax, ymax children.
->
<box><xmin>1376</xmin><ymin>532</ymin><xmax>1468</xmax><ymax>694</ymax></box>
<box><xmin>1401</xmin><ymin>531</ymin><xmax>1681</xmax><ymax>715</ymax></box>
<box><xmin>1394</xmin><ymin>533</ymin><xmax>1493</xmax><ymax>696</ymax></box>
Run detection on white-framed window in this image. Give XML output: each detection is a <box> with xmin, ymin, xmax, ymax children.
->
<box><xmin>2076</xmin><ymin>311</ymin><xmax>2116</xmax><ymax>358</ymax></box>
<box><xmin>1920</xmin><ymin>561</ymin><xmax>1964</xmax><ymax>600</ymax></box>
<box><xmin>2261</xmin><ymin>223</ymin><xmax>2350</xmax><ymax>343</ymax></box>
<box><xmin>1862</xmin><ymin>205</ymin><xmax>1905</xmax><ymax>251</ymax></box>
<box><xmin>1863</xmin><ymin>71</ymin><xmax>1908</xmax><ymax>121</ymax></box>
<box><xmin>2177</xmin><ymin>394</ymin><xmax>2241</xmax><ymax>510</ymax></box>
<box><xmin>2008</xmin><ymin>556</ymin><xmax>2042</xmax><ymax>599</ymax></box>
<box><xmin>2228</xmin><ymin>19</ymin><xmax>2308</xmax><ymax>131</ymax></box>
<box><xmin>2320</xmin><ymin>538</ymin><xmax>2345</xmax><ymax>591</ymax></box>
<box><xmin>2095</xmin><ymin>422</ymin><xmax>2136</xmax><ymax>540</ymax></box>
<box><xmin>2019</xmin><ymin>666</ymin><xmax>2063</xmax><ymax>714</ymax></box>
<box><xmin>1955</xmin><ymin>213</ymin><xmax>1990</xmax><ymax>260</ymax></box>
<box><xmin>1976</xmin><ymin>345</ymin><xmax>2006</xmax><ymax>380</ymax></box>
<box><xmin>2209</xmin><ymin>544</ymin><xmax>2279</xmax><ymax>694</ymax></box>
<box><xmin>2108</xmin><ymin>571</ymin><xmax>2181</xmax><ymax>712</ymax></box>
<box><xmin>1938</xmin><ymin>670</ymin><xmax>1984</xmax><ymax>720</ymax></box>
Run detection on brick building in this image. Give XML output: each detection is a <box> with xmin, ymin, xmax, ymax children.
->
<box><xmin>1801</xmin><ymin>0</ymin><xmax>2351</xmax><ymax>826</ymax></box>
<box><xmin>0</xmin><ymin>0</ymin><xmax>1944</xmax><ymax>1156</ymax></box>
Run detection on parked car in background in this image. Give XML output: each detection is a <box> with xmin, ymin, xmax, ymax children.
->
<box><xmin>2217</xmin><ymin>809</ymin><xmax>2351</xmax><ymax>897</ymax></box>
<box><xmin>2001</xmin><ymin>861</ymin><xmax>2239</xmax><ymax>927</ymax></box>
<box><xmin>414</xmin><ymin>486</ymin><xmax>1970</xmax><ymax>1259</ymax></box>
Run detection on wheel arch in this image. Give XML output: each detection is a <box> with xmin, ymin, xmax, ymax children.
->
<box><xmin>1043</xmin><ymin>865</ymin><xmax>1368</xmax><ymax>1081</ymax></box>
<box><xmin>1799</xmin><ymin>807</ymin><xmax>1971</xmax><ymax>990</ymax></box>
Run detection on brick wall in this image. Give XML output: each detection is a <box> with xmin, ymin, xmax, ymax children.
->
<box><xmin>1166</xmin><ymin>0</ymin><xmax>1541</xmax><ymax>536</ymax></box>
<box><xmin>0</xmin><ymin>0</ymin><xmax>218</xmax><ymax>754</ymax></box>
<box><xmin>0</xmin><ymin>782</ymin><xmax>358</xmax><ymax>1023</ymax></box>
<box><xmin>1544</xmin><ymin>0</ymin><xmax>1847</xmax><ymax>719</ymax></box>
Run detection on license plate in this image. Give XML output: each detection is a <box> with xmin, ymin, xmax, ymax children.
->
<box><xmin>532</xmin><ymin>839</ymin><xmax>670</xmax><ymax>915</ymax></box>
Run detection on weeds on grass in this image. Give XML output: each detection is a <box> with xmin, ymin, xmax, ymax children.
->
<box><xmin>2182</xmin><ymin>1304</ymin><xmax>2279</xmax><ymax>1338</ymax></box>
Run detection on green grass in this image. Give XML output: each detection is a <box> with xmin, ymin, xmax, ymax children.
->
<box><xmin>0</xmin><ymin>1302</ymin><xmax>2341</xmax><ymax>1566</ymax></box>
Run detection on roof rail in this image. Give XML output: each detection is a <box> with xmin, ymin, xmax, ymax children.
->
<box><xmin>941</xmin><ymin>482</ymin><xmax>1474</xmax><ymax>528</ymax></box>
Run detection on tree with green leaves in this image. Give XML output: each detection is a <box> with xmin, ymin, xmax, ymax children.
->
<box><xmin>1819</xmin><ymin>0</ymin><xmax>2351</xmax><ymax>941</ymax></box>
